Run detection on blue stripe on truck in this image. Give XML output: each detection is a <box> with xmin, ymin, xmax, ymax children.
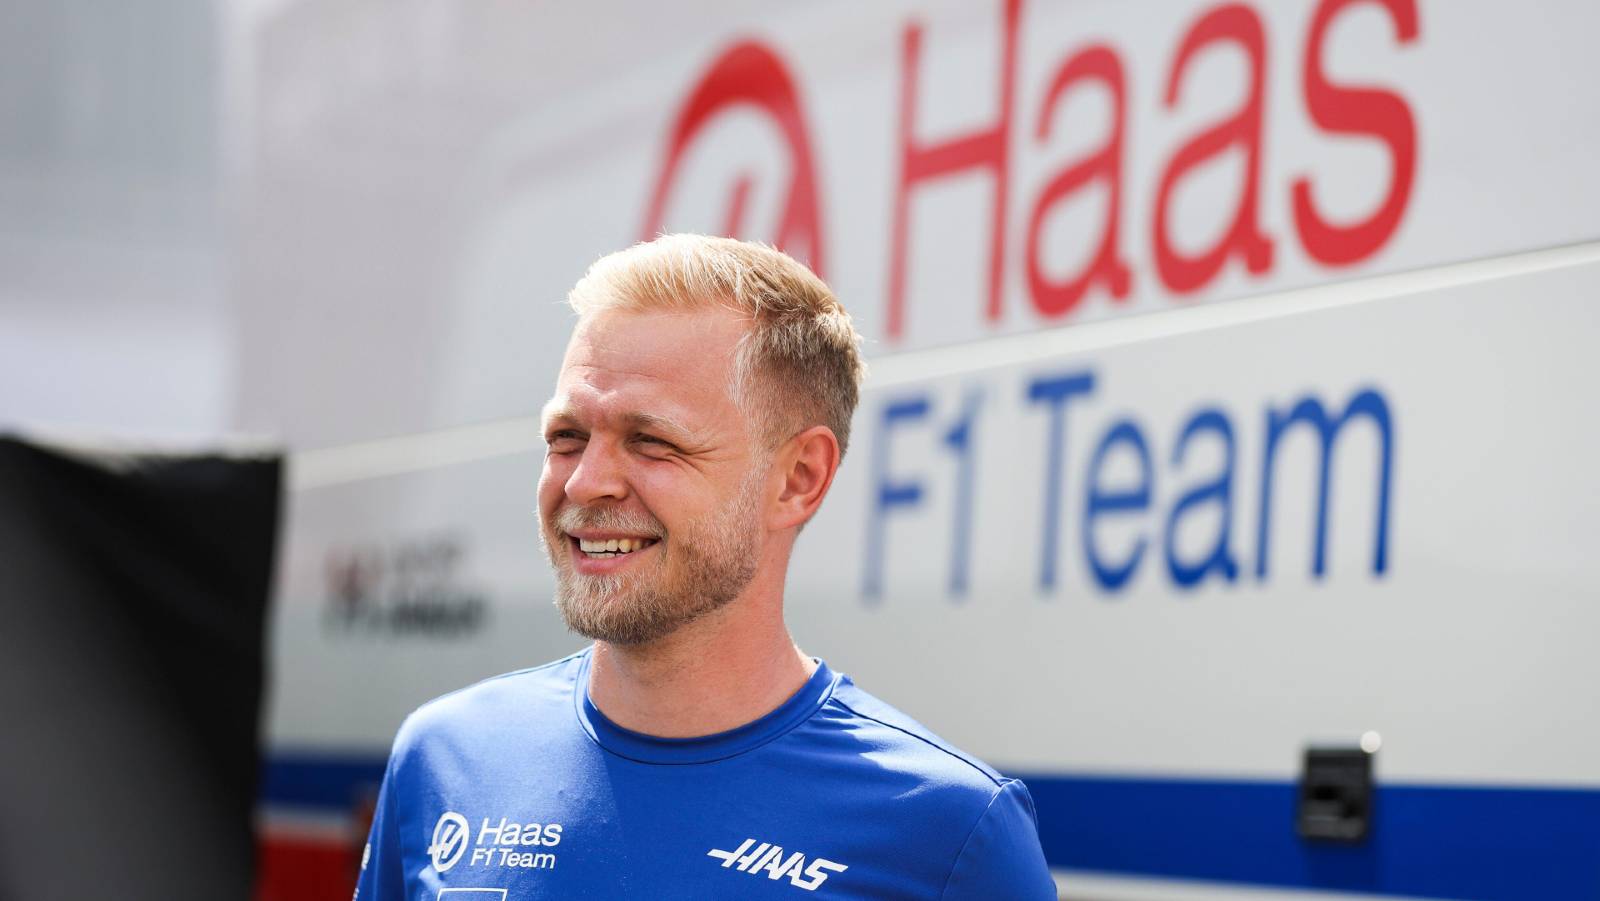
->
<box><xmin>261</xmin><ymin>752</ymin><xmax>387</xmax><ymax>810</ymax></box>
<box><xmin>1018</xmin><ymin>772</ymin><xmax>1600</xmax><ymax>901</ymax></box>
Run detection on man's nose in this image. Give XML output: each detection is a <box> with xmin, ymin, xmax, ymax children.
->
<box><xmin>564</xmin><ymin>440</ymin><xmax>629</xmax><ymax>505</ymax></box>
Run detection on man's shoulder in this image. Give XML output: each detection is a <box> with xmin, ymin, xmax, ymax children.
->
<box><xmin>393</xmin><ymin>648</ymin><xmax>587</xmax><ymax>751</ymax></box>
<box><xmin>810</xmin><ymin>672</ymin><xmax>1008</xmax><ymax>807</ymax></box>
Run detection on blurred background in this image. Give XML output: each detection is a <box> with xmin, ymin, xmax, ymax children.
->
<box><xmin>2</xmin><ymin>1</ymin><xmax>1598</xmax><ymax>899</ymax></box>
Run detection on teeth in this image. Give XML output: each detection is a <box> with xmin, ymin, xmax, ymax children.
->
<box><xmin>576</xmin><ymin>537</ymin><xmax>654</xmax><ymax>555</ymax></box>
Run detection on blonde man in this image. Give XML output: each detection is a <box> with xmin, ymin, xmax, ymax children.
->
<box><xmin>356</xmin><ymin>235</ymin><xmax>1056</xmax><ymax>899</ymax></box>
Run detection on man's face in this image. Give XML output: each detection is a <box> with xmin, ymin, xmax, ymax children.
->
<box><xmin>537</xmin><ymin>306</ymin><xmax>768</xmax><ymax>645</ymax></box>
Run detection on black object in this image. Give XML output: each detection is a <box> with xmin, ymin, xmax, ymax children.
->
<box><xmin>0</xmin><ymin>435</ymin><xmax>281</xmax><ymax>901</ymax></box>
<box><xmin>1297</xmin><ymin>746</ymin><xmax>1374</xmax><ymax>842</ymax></box>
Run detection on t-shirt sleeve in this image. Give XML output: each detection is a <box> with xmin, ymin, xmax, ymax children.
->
<box><xmin>940</xmin><ymin>778</ymin><xmax>1057</xmax><ymax>900</ymax></box>
<box><xmin>352</xmin><ymin>751</ymin><xmax>406</xmax><ymax>901</ymax></box>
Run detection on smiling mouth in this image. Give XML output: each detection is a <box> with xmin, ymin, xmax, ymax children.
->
<box><xmin>571</xmin><ymin>536</ymin><xmax>659</xmax><ymax>559</ymax></box>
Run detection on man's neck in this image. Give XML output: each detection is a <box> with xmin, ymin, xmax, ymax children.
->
<box><xmin>585</xmin><ymin>595</ymin><xmax>816</xmax><ymax>739</ymax></box>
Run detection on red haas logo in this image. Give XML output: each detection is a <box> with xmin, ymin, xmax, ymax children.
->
<box><xmin>641</xmin><ymin>42</ymin><xmax>826</xmax><ymax>277</ymax></box>
<box><xmin>645</xmin><ymin>0</ymin><xmax>1419</xmax><ymax>344</ymax></box>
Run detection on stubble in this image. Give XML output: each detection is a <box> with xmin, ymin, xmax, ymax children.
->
<box><xmin>542</xmin><ymin>474</ymin><xmax>762</xmax><ymax>646</ymax></box>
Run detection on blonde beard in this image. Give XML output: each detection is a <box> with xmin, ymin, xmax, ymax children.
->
<box><xmin>543</xmin><ymin>471</ymin><xmax>763</xmax><ymax>646</ymax></box>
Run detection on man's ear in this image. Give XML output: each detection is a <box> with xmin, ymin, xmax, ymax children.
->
<box><xmin>769</xmin><ymin>425</ymin><xmax>842</xmax><ymax>531</ymax></box>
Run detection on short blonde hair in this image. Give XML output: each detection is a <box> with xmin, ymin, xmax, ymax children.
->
<box><xmin>567</xmin><ymin>234</ymin><xmax>866</xmax><ymax>456</ymax></box>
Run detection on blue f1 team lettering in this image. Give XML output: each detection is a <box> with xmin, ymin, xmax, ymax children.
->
<box><xmin>863</xmin><ymin>369</ymin><xmax>1394</xmax><ymax>600</ymax></box>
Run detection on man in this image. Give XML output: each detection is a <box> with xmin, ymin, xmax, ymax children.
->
<box><xmin>355</xmin><ymin>235</ymin><xmax>1057</xmax><ymax>899</ymax></box>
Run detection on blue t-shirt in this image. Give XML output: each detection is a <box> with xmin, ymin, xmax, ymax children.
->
<box><xmin>354</xmin><ymin>648</ymin><xmax>1056</xmax><ymax>900</ymax></box>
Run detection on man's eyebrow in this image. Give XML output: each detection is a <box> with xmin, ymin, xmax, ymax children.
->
<box><xmin>539</xmin><ymin>401</ymin><xmax>703</xmax><ymax>444</ymax></box>
<box><xmin>621</xmin><ymin>411</ymin><xmax>700</xmax><ymax>443</ymax></box>
<box><xmin>540</xmin><ymin>399</ymin><xmax>576</xmax><ymax>429</ymax></box>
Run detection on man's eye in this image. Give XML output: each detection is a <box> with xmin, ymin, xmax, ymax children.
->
<box><xmin>546</xmin><ymin>432</ymin><xmax>584</xmax><ymax>452</ymax></box>
<box><xmin>635</xmin><ymin>434</ymin><xmax>674</xmax><ymax>451</ymax></box>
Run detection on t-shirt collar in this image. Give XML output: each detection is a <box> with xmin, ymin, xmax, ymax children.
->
<box><xmin>572</xmin><ymin>646</ymin><xmax>837</xmax><ymax>765</ymax></box>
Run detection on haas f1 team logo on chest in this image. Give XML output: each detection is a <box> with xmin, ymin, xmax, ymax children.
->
<box><xmin>708</xmin><ymin>838</ymin><xmax>848</xmax><ymax>891</ymax></box>
<box><xmin>428</xmin><ymin>810</ymin><xmax>564</xmax><ymax>873</ymax></box>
